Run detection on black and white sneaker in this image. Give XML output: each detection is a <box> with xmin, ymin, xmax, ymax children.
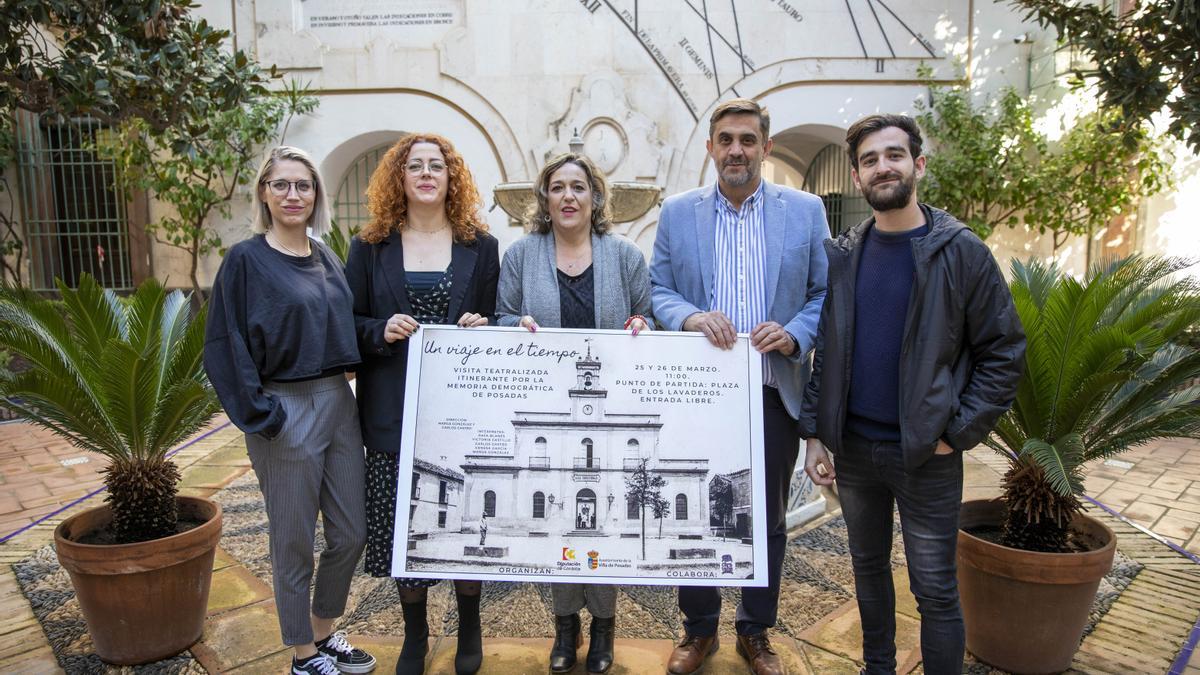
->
<box><xmin>292</xmin><ymin>653</ymin><xmax>340</xmax><ymax>675</ymax></box>
<box><xmin>317</xmin><ymin>630</ymin><xmax>377</xmax><ymax>673</ymax></box>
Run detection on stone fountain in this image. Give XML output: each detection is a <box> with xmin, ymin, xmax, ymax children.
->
<box><xmin>492</xmin><ymin>131</ymin><xmax>662</xmax><ymax>226</ymax></box>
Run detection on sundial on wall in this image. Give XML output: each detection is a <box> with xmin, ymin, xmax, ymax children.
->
<box><xmin>588</xmin><ymin>0</ymin><xmax>951</xmax><ymax>120</ymax></box>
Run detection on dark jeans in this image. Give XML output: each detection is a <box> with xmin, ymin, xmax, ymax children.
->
<box><xmin>835</xmin><ymin>434</ymin><xmax>964</xmax><ymax>675</ymax></box>
<box><xmin>678</xmin><ymin>386</ymin><xmax>799</xmax><ymax>636</ymax></box>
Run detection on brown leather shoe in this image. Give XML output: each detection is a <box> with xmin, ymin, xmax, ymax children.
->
<box><xmin>666</xmin><ymin>634</ymin><xmax>718</xmax><ymax>674</ymax></box>
<box><xmin>736</xmin><ymin>631</ymin><xmax>785</xmax><ymax>675</ymax></box>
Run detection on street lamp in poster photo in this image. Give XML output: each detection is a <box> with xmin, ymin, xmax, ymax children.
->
<box><xmin>391</xmin><ymin>325</ymin><xmax>768</xmax><ymax>587</ymax></box>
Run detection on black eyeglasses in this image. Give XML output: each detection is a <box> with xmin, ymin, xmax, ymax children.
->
<box><xmin>262</xmin><ymin>179</ymin><xmax>315</xmax><ymax>196</ymax></box>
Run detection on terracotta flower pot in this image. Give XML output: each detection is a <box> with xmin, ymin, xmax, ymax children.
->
<box><xmin>53</xmin><ymin>496</ymin><xmax>223</xmax><ymax>665</ymax></box>
<box><xmin>957</xmin><ymin>498</ymin><xmax>1115</xmax><ymax>675</ymax></box>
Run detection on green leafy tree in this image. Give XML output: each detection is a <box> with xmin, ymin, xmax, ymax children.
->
<box><xmin>1</xmin><ymin>1</ymin><xmax>271</xmax><ymax>133</ymax></box>
<box><xmin>625</xmin><ymin>458</ymin><xmax>667</xmax><ymax>560</ymax></box>
<box><xmin>1009</xmin><ymin>0</ymin><xmax>1200</xmax><ymax>153</ymax></box>
<box><xmin>0</xmin><ymin>274</ymin><xmax>220</xmax><ymax>543</ymax></box>
<box><xmin>98</xmin><ymin>82</ymin><xmax>317</xmax><ymax>299</ymax></box>
<box><xmin>918</xmin><ymin>81</ymin><xmax>1171</xmax><ymax>247</ymax></box>
<box><xmin>1</xmin><ymin>1</ymin><xmax>312</xmax><ymax>296</ymax></box>
<box><xmin>986</xmin><ymin>256</ymin><xmax>1200</xmax><ymax>553</ymax></box>
<box><xmin>651</xmin><ymin>493</ymin><xmax>670</xmax><ymax>538</ymax></box>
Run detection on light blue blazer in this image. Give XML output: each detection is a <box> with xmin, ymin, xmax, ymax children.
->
<box><xmin>649</xmin><ymin>180</ymin><xmax>830</xmax><ymax>417</ymax></box>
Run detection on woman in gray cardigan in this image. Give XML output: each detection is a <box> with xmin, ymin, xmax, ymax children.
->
<box><xmin>496</xmin><ymin>153</ymin><xmax>651</xmax><ymax>674</ymax></box>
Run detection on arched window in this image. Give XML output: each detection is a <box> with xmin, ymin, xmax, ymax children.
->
<box><xmin>626</xmin><ymin>438</ymin><xmax>639</xmax><ymax>453</ymax></box>
<box><xmin>533</xmin><ymin>491</ymin><xmax>545</xmax><ymax>519</ymax></box>
<box><xmin>802</xmin><ymin>144</ymin><xmax>872</xmax><ymax>236</ymax></box>
<box><xmin>675</xmin><ymin>494</ymin><xmax>688</xmax><ymax>520</ymax></box>
<box><xmin>627</xmin><ymin>496</ymin><xmax>639</xmax><ymax>520</ymax></box>
<box><xmin>333</xmin><ymin>143</ymin><xmax>391</xmax><ymax>233</ymax></box>
<box><xmin>582</xmin><ymin>438</ymin><xmax>594</xmax><ymax>468</ymax></box>
<box><xmin>534</xmin><ymin>437</ymin><xmax>548</xmax><ymax>453</ymax></box>
<box><xmin>483</xmin><ymin>490</ymin><xmax>496</xmax><ymax>517</ymax></box>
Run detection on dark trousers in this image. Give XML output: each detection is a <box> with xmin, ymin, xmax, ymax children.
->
<box><xmin>835</xmin><ymin>434</ymin><xmax>964</xmax><ymax>675</ymax></box>
<box><xmin>678</xmin><ymin>386</ymin><xmax>799</xmax><ymax>636</ymax></box>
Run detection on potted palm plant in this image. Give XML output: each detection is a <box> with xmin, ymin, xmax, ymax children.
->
<box><xmin>959</xmin><ymin>255</ymin><xmax>1200</xmax><ymax>674</ymax></box>
<box><xmin>0</xmin><ymin>274</ymin><xmax>222</xmax><ymax>665</ymax></box>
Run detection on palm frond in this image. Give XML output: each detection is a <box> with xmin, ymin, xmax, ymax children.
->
<box><xmin>0</xmin><ymin>274</ymin><xmax>219</xmax><ymax>464</ymax></box>
<box><xmin>124</xmin><ymin>279</ymin><xmax>168</xmax><ymax>356</ymax></box>
<box><xmin>97</xmin><ymin>340</ymin><xmax>161</xmax><ymax>461</ymax></box>
<box><xmin>165</xmin><ymin>302</ymin><xmax>209</xmax><ymax>388</ymax></box>
<box><xmin>147</xmin><ymin>380</ymin><xmax>221</xmax><ymax>453</ymax></box>
<box><xmin>155</xmin><ymin>289</ymin><xmax>192</xmax><ymax>391</ymax></box>
<box><xmin>0</xmin><ymin>295</ymin><xmax>124</xmax><ymax>451</ymax></box>
<box><xmin>0</xmin><ymin>370</ymin><xmax>120</xmax><ymax>454</ymax></box>
<box><xmin>55</xmin><ymin>275</ymin><xmax>124</xmax><ymax>358</ymax></box>
<box><xmin>1003</xmin><ymin>254</ymin><xmax>1200</xmax><ymax>500</ymax></box>
<box><xmin>1021</xmin><ymin>435</ymin><xmax>1084</xmax><ymax>499</ymax></box>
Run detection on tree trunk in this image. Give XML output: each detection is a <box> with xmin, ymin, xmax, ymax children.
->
<box><xmin>188</xmin><ymin>240</ymin><xmax>205</xmax><ymax>303</ymax></box>
<box><xmin>640</xmin><ymin>508</ymin><xmax>646</xmax><ymax>560</ymax></box>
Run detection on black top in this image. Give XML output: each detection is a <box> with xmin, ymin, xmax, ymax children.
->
<box><xmin>846</xmin><ymin>223</ymin><xmax>929</xmax><ymax>442</ymax></box>
<box><xmin>557</xmin><ymin>264</ymin><xmax>595</xmax><ymax>329</ymax></box>
<box><xmin>798</xmin><ymin>204</ymin><xmax>1027</xmax><ymax>469</ymax></box>
<box><xmin>346</xmin><ymin>230</ymin><xmax>501</xmax><ymax>452</ymax></box>
<box><xmin>203</xmin><ymin>235</ymin><xmax>360</xmax><ymax>439</ymax></box>
<box><xmin>406</xmin><ymin>267</ymin><xmax>454</xmax><ymax>324</ymax></box>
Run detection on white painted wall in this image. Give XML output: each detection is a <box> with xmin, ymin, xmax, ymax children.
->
<box><xmin>113</xmin><ymin>0</ymin><xmax>1188</xmax><ymax>285</ymax></box>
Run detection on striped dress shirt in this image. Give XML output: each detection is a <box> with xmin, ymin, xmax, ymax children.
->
<box><xmin>710</xmin><ymin>181</ymin><xmax>775</xmax><ymax>386</ymax></box>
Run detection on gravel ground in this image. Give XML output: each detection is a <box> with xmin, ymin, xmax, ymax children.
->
<box><xmin>12</xmin><ymin>470</ymin><xmax>1143</xmax><ymax>673</ymax></box>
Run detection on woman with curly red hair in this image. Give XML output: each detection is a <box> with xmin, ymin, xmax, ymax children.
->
<box><xmin>345</xmin><ymin>133</ymin><xmax>499</xmax><ymax>675</ymax></box>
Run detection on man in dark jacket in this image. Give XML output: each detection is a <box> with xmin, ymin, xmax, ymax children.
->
<box><xmin>798</xmin><ymin>114</ymin><xmax>1025</xmax><ymax>675</ymax></box>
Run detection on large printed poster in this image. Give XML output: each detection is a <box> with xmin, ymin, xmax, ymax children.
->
<box><xmin>391</xmin><ymin>326</ymin><xmax>767</xmax><ymax>587</ymax></box>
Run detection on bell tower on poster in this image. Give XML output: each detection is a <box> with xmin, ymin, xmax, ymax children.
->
<box><xmin>569</xmin><ymin>339</ymin><xmax>606</xmax><ymax>421</ymax></box>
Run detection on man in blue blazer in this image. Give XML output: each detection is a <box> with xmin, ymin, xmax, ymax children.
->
<box><xmin>651</xmin><ymin>98</ymin><xmax>830</xmax><ymax>675</ymax></box>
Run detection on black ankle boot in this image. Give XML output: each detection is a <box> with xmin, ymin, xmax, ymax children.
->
<box><xmin>396</xmin><ymin>599</ymin><xmax>429</xmax><ymax>675</ymax></box>
<box><xmin>549</xmin><ymin>613</ymin><xmax>581</xmax><ymax>673</ymax></box>
<box><xmin>585</xmin><ymin>616</ymin><xmax>614</xmax><ymax>673</ymax></box>
<box><xmin>454</xmin><ymin>592</ymin><xmax>483</xmax><ymax>675</ymax></box>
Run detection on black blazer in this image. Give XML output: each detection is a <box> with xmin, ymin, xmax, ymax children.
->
<box><xmin>345</xmin><ymin>229</ymin><xmax>500</xmax><ymax>452</ymax></box>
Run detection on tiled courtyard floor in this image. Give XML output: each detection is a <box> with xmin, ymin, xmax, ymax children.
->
<box><xmin>0</xmin><ymin>418</ymin><xmax>1196</xmax><ymax>674</ymax></box>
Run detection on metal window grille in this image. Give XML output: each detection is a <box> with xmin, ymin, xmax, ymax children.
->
<box><xmin>332</xmin><ymin>144</ymin><xmax>391</xmax><ymax>231</ymax></box>
<box><xmin>14</xmin><ymin>112</ymin><xmax>134</xmax><ymax>292</ymax></box>
<box><xmin>803</xmin><ymin>144</ymin><xmax>872</xmax><ymax>237</ymax></box>
<box><xmin>675</xmin><ymin>494</ymin><xmax>688</xmax><ymax>520</ymax></box>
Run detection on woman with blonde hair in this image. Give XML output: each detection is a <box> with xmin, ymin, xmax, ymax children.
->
<box><xmin>345</xmin><ymin>133</ymin><xmax>499</xmax><ymax>675</ymax></box>
<box><xmin>204</xmin><ymin>146</ymin><xmax>375</xmax><ymax>675</ymax></box>
<box><xmin>496</xmin><ymin>152</ymin><xmax>651</xmax><ymax>674</ymax></box>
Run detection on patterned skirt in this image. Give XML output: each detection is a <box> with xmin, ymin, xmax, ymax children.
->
<box><xmin>364</xmin><ymin>449</ymin><xmax>439</xmax><ymax>587</ymax></box>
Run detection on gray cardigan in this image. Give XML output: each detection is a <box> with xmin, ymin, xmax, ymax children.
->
<box><xmin>497</xmin><ymin>231</ymin><xmax>652</xmax><ymax>330</ymax></box>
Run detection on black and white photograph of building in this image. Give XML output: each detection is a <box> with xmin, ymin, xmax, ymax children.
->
<box><xmin>392</xmin><ymin>327</ymin><xmax>768</xmax><ymax>586</ymax></box>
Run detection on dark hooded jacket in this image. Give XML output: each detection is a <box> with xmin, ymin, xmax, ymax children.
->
<box><xmin>797</xmin><ymin>204</ymin><xmax>1025</xmax><ymax>470</ymax></box>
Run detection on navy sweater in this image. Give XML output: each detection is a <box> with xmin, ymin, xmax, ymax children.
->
<box><xmin>203</xmin><ymin>235</ymin><xmax>360</xmax><ymax>439</ymax></box>
<box><xmin>846</xmin><ymin>223</ymin><xmax>929</xmax><ymax>441</ymax></box>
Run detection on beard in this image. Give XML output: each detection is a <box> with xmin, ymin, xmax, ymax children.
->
<box><xmin>861</xmin><ymin>172</ymin><xmax>916</xmax><ymax>211</ymax></box>
<box><xmin>719</xmin><ymin>159</ymin><xmax>757</xmax><ymax>188</ymax></box>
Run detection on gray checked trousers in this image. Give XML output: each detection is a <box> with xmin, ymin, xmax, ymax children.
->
<box><xmin>552</xmin><ymin>583</ymin><xmax>617</xmax><ymax>618</ymax></box>
<box><xmin>244</xmin><ymin>374</ymin><xmax>367</xmax><ymax>646</ymax></box>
